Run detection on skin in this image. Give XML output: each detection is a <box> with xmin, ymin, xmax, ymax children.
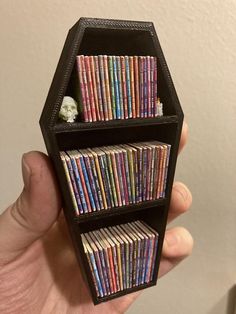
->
<box><xmin>0</xmin><ymin>121</ymin><xmax>193</xmax><ymax>314</ymax></box>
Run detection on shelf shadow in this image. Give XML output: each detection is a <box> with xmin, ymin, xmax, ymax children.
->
<box><xmin>208</xmin><ymin>285</ymin><xmax>236</xmax><ymax>314</ymax></box>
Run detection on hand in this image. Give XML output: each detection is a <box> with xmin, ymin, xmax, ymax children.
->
<box><xmin>0</xmin><ymin>122</ymin><xmax>193</xmax><ymax>314</ymax></box>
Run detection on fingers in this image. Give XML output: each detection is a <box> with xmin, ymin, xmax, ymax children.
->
<box><xmin>168</xmin><ymin>182</ymin><xmax>192</xmax><ymax>223</ymax></box>
<box><xmin>159</xmin><ymin>227</ymin><xmax>193</xmax><ymax>278</ymax></box>
<box><xmin>168</xmin><ymin>121</ymin><xmax>191</xmax><ymax>223</ymax></box>
<box><xmin>0</xmin><ymin>152</ymin><xmax>61</xmax><ymax>265</ymax></box>
<box><xmin>178</xmin><ymin>121</ymin><xmax>188</xmax><ymax>154</ymax></box>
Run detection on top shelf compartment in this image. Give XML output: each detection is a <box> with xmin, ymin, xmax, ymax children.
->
<box><xmin>40</xmin><ymin>18</ymin><xmax>182</xmax><ymax>130</ymax></box>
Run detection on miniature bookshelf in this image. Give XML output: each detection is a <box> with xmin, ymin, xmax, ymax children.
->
<box><xmin>40</xmin><ymin>17</ymin><xmax>183</xmax><ymax>304</ymax></box>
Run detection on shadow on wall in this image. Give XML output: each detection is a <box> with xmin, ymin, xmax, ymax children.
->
<box><xmin>209</xmin><ymin>285</ymin><xmax>236</xmax><ymax>314</ymax></box>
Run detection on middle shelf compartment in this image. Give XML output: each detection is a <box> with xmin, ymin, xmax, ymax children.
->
<box><xmin>55</xmin><ymin>122</ymin><xmax>177</xmax><ymax>221</ymax></box>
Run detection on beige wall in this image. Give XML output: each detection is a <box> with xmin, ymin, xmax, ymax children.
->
<box><xmin>1</xmin><ymin>1</ymin><xmax>236</xmax><ymax>313</ymax></box>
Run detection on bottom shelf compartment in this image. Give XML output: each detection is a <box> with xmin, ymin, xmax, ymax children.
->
<box><xmin>74</xmin><ymin>205</ymin><xmax>166</xmax><ymax>304</ymax></box>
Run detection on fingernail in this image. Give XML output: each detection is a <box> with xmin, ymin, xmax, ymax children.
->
<box><xmin>165</xmin><ymin>231</ymin><xmax>178</xmax><ymax>247</ymax></box>
<box><xmin>22</xmin><ymin>154</ymin><xmax>31</xmax><ymax>188</ymax></box>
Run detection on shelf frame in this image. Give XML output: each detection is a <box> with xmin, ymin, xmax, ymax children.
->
<box><xmin>40</xmin><ymin>17</ymin><xmax>184</xmax><ymax>305</ymax></box>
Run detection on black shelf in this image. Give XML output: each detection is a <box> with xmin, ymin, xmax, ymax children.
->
<box><xmin>54</xmin><ymin>115</ymin><xmax>178</xmax><ymax>133</ymax></box>
<box><xmin>74</xmin><ymin>198</ymin><xmax>166</xmax><ymax>223</ymax></box>
<box><xmin>40</xmin><ymin>17</ymin><xmax>183</xmax><ymax>305</ymax></box>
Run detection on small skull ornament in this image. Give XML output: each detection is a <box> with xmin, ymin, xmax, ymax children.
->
<box><xmin>59</xmin><ymin>96</ymin><xmax>78</xmax><ymax>123</ymax></box>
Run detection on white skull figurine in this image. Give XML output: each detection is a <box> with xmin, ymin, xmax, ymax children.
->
<box><xmin>59</xmin><ymin>96</ymin><xmax>78</xmax><ymax>123</ymax></box>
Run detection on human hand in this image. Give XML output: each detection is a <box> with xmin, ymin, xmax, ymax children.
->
<box><xmin>0</xmin><ymin>122</ymin><xmax>193</xmax><ymax>314</ymax></box>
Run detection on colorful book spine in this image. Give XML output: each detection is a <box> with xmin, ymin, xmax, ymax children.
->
<box><xmin>90</xmin><ymin>149</ymin><xmax>108</xmax><ymax>210</ymax></box>
<box><xmin>108</xmin><ymin>56</ymin><xmax>116</xmax><ymax>119</ymax></box>
<box><xmin>120</xmin><ymin>56</ymin><xmax>129</xmax><ymax>119</ymax></box>
<box><xmin>150</xmin><ymin>56</ymin><xmax>155</xmax><ymax>117</ymax></box>
<box><xmin>76</xmin><ymin>55</ymin><xmax>88</xmax><ymax>122</ymax></box>
<box><xmin>119</xmin><ymin>148</ymin><xmax>129</xmax><ymax>205</ymax></box>
<box><xmin>104</xmin><ymin>230</ymin><xmax>120</xmax><ymax>291</ymax></box>
<box><xmin>128</xmin><ymin>223</ymin><xmax>142</xmax><ymax>286</ymax></box>
<box><xmin>110</xmin><ymin>149</ymin><xmax>122</xmax><ymax>207</ymax></box>
<box><xmin>113</xmin><ymin>55</ymin><xmax>121</xmax><ymax>119</ymax></box>
<box><xmin>145</xmin><ymin>145</ymin><xmax>152</xmax><ymax>201</ymax></box>
<box><xmin>88</xmin><ymin>151</ymin><xmax>104</xmax><ymax>210</ymax></box>
<box><xmin>134</xmin><ymin>222</ymin><xmax>148</xmax><ymax>284</ymax></box>
<box><xmin>147</xmin><ymin>56</ymin><xmax>151</xmax><ymax>117</ymax></box>
<box><xmin>134</xmin><ymin>56</ymin><xmax>140</xmax><ymax>118</ymax></box>
<box><xmin>128</xmin><ymin>147</ymin><xmax>136</xmax><ymax>204</ymax></box>
<box><xmin>97</xmin><ymin>151</ymin><xmax>112</xmax><ymax>209</ymax></box>
<box><xmin>90</xmin><ymin>56</ymin><xmax>100</xmax><ymax>121</ymax></box>
<box><xmin>101</xmin><ymin>233</ymin><xmax>118</xmax><ymax>293</ymax></box>
<box><xmin>90</xmin><ymin>231</ymin><xmax>111</xmax><ymax>295</ymax></box>
<box><xmin>153</xmin><ymin>57</ymin><xmax>158</xmax><ymax>117</ymax></box>
<box><xmin>85</xmin><ymin>56</ymin><xmax>97</xmax><ymax>121</ymax></box>
<box><xmin>116</xmin><ymin>56</ymin><xmax>124</xmax><ymax>119</ymax></box>
<box><xmin>108</xmin><ymin>228</ymin><xmax>124</xmax><ymax>290</ymax></box>
<box><xmin>156</xmin><ymin>146</ymin><xmax>164</xmax><ymax>199</ymax></box>
<box><xmin>101</xmin><ymin>153</ymin><xmax>115</xmax><ymax>208</ymax></box>
<box><xmin>103</xmin><ymin>148</ymin><xmax>118</xmax><ymax>207</ymax></box>
<box><xmin>81</xmin><ymin>150</ymin><xmax>101</xmax><ymax>211</ymax></box>
<box><xmin>132</xmin><ymin>147</ymin><xmax>139</xmax><ymax>203</ymax></box>
<box><xmin>129</xmin><ymin>56</ymin><xmax>136</xmax><ymax>118</ymax></box>
<box><xmin>121</xmin><ymin>147</ymin><xmax>132</xmax><ymax>204</ymax></box>
<box><xmin>152</xmin><ymin>145</ymin><xmax>160</xmax><ymax>200</ymax></box>
<box><xmin>75</xmin><ymin>152</ymin><xmax>94</xmax><ymax>212</ymax></box>
<box><xmin>142</xmin><ymin>145</ymin><xmax>148</xmax><ymax>201</ymax></box>
<box><xmin>143</xmin><ymin>56</ymin><xmax>148</xmax><ymax>118</ymax></box>
<box><xmin>148</xmin><ymin>144</ymin><xmax>154</xmax><ymax>201</ymax></box>
<box><xmin>78</xmin><ymin>152</ymin><xmax>97</xmax><ymax>211</ymax></box>
<box><xmin>81</xmin><ymin>235</ymin><xmax>101</xmax><ymax>296</ymax></box>
<box><xmin>81</xmin><ymin>56</ymin><xmax>92</xmax><ymax>122</ymax></box>
<box><xmin>159</xmin><ymin>145</ymin><xmax>167</xmax><ymax>198</ymax></box>
<box><xmin>125</xmin><ymin>56</ymin><xmax>132</xmax><ymax>118</ymax></box>
<box><xmin>103</xmin><ymin>55</ymin><xmax>113</xmax><ymax>120</ymax></box>
<box><xmin>137</xmin><ymin>145</ymin><xmax>143</xmax><ymax>202</ymax></box>
<box><xmin>115</xmin><ymin>225</ymin><xmax>130</xmax><ymax>289</ymax></box>
<box><xmin>121</xmin><ymin>145</ymin><xmax>134</xmax><ymax>204</ymax></box>
<box><xmin>94</xmin><ymin>230</ymin><xmax>114</xmax><ymax>294</ymax></box>
<box><xmin>114</xmin><ymin>148</ymin><xmax>126</xmax><ymax>206</ymax></box>
<box><xmin>85</xmin><ymin>233</ymin><xmax>107</xmax><ymax>295</ymax></box>
<box><xmin>163</xmin><ymin>144</ymin><xmax>171</xmax><ymax>197</ymax></box>
<box><xmin>139</xmin><ymin>56</ymin><xmax>144</xmax><ymax>118</ymax></box>
<box><xmin>60</xmin><ymin>152</ymin><xmax>80</xmax><ymax>215</ymax></box>
<box><xmin>94</xmin><ymin>56</ymin><xmax>104</xmax><ymax>120</ymax></box>
<box><xmin>99</xmin><ymin>55</ymin><xmax>109</xmax><ymax>120</ymax></box>
<box><xmin>67</xmin><ymin>151</ymin><xmax>88</xmax><ymax>213</ymax></box>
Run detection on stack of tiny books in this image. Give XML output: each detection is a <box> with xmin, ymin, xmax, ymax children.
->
<box><xmin>60</xmin><ymin>141</ymin><xmax>171</xmax><ymax>216</ymax></box>
<box><xmin>81</xmin><ymin>220</ymin><xmax>158</xmax><ymax>298</ymax></box>
<box><xmin>76</xmin><ymin>55</ymin><xmax>163</xmax><ymax>122</ymax></box>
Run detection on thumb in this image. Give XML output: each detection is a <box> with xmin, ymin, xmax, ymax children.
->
<box><xmin>0</xmin><ymin>151</ymin><xmax>61</xmax><ymax>265</ymax></box>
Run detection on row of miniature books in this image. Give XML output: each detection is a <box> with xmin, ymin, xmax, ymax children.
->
<box><xmin>82</xmin><ymin>220</ymin><xmax>158</xmax><ymax>298</ymax></box>
<box><xmin>76</xmin><ymin>55</ymin><xmax>163</xmax><ymax>122</ymax></box>
<box><xmin>60</xmin><ymin>141</ymin><xmax>171</xmax><ymax>216</ymax></box>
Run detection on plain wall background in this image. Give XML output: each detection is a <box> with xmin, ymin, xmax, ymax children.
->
<box><xmin>1</xmin><ymin>1</ymin><xmax>236</xmax><ymax>313</ymax></box>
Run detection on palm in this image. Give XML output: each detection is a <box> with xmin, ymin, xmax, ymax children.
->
<box><xmin>2</xmin><ymin>219</ymin><xmax>139</xmax><ymax>314</ymax></box>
